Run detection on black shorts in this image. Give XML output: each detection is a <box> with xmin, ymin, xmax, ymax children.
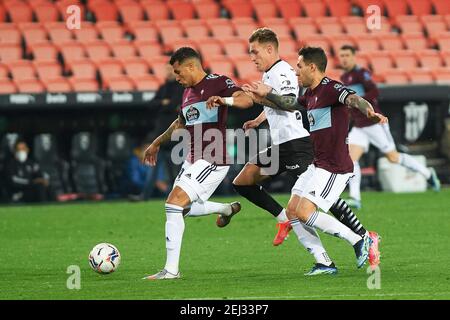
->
<box><xmin>249</xmin><ymin>136</ymin><xmax>313</xmax><ymax>178</ymax></box>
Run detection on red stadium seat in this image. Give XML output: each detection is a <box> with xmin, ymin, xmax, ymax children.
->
<box><xmin>197</xmin><ymin>39</ymin><xmax>224</xmax><ymax>58</ymax></box>
<box><xmin>68</xmin><ymin>60</ymin><xmax>97</xmax><ymax>80</ymax></box>
<box><xmin>207</xmin><ymin>56</ymin><xmax>235</xmax><ymax>76</ymax></box>
<box><xmin>377</xmin><ymin>34</ymin><xmax>404</xmax><ymax>51</ymax></box>
<box><xmin>68</xmin><ymin>78</ymin><xmax>99</xmax><ymax>92</ymax></box>
<box><xmin>416</xmin><ymin>50</ymin><xmax>443</xmax><ymax>69</ymax></box>
<box><xmin>222</xmin><ymin>0</ymin><xmax>254</xmax><ymax>18</ymax></box>
<box><xmin>181</xmin><ymin>20</ymin><xmax>210</xmax><ymax>40</ymax></box>
<box><xmin>316</xmin><ymin>17</ymin><xmax>344</xmax><ymax>36</ymax></box>
<box><xmin>0</xmin><ymin>79</ymin><xmax>17</xmax><ymax>93</ymax></box>
<box><xmin>167</xmin><ymin>0</ymin><xmax>196</xmax><ymax>20</ymax></box>
<box><xmin>117</xmin><ymin>1</ymin><xmax>144</xmax><ymax>23</ymax></box>
<box><xmin>91</xmin><ymin>1</ymin><xmax>119</xmax><ymax>21</ymax></box>
<box><xmin>406</xmin><ymin>0</ymin><xmax>432</xmax><ymax>16</ymax></box>
<box><xmin>368</xmin><ymin>16</ymin><xmax>392</xmax><ymax>35</ymax></box>
<box><xmin>437</xmin><ymin>32</ymin><xmax>450</xmax><ymax>51</ymax></box>
<box><xmin>328</xmin><ymin>35</ymin><xmax>355</xmax><ymax>56</ymax></box>
<box><xmin>281</xmin><ymin>53</ymin><xmax>299</xmax><ymax>69</ymax></box>
<box><xmin>15</xmin><ymin>79</ymin><xmax>45</xmax><ymax>93</ymax></box>
<box><xmin>105</xmin><ymin>76</ymin><xmax>135</xmax><ymax>91</ymax></box>
<box><xmin>0</xmin><ymin>5</ymin><xmax>6</xmax><ymax>23</ymax></box>
<box><xmin>301</xmin><ymin>0</ymin><xmax>327</xmax><ymax>18</ymax></box>
<box><xmin>194</xmin><ymin>0</ymin><xmax>221</xmax><ymax>19</ymax></box>
<box><xmin>353</xmin><ymin>0</ymin><xmax>385</xmax><ymax>16</ymax></box>
<box><xmin>289</xmin><ymin>17</ymin><xmax>319</xmax><ymax>40</ymax></box>
<box><xmin>233</xmin><ymin>57</ymin><xmax>260</xmax><ymax>80</ymax></box>
<box><xmin>391</xmin><ymin>50</ymin><xmax>418</xmax><ymax>69</ymax></box>
<box><xmin>29</xmin><ymin>42</ymin><xmax>58</xmax><ymax>62</ymax></box>
<box><xmin>260</xmin><ymin>18</ymin><xmax>292</xmax><ymax>39</ymax></box>
<box><xmin>44</xmin><ymin>78</ymin><xmax>73</xmax><ymax>93</ymax></box>
<box><xmin>431</xmin><ymin>0</ymin><xmax>450</xmax><ymax>15</ymax></box>
<box><xmin>326</xmin><ymin>68</ymin><xmax>343</xmax><ymax>81</ymax></box>
<box><xmin>222</xmin><ymin>38</ymin><xmax>248</xmax><ymax>56</ymax></box>
<box><xmin>232</xmin><ymin>18</ymin><xmax>259</xmax><ymax>39</ymax></box>
<box><xmin>73</xmin><ymin>22</ymin><xmax>99</xmax><ymax>42</ymax></box>
<box><xmin>278</xmin><ymin>37</ymin><xmax>298</xmax><ymax>54</ymax></box>
<box><xmin>121</xmin><ymin>57</ymin><xmax>151</xmax><ymax>77</ymax></box>
<box><xmin>0</xmin><ymin>24</ymin><xmax>21</xmax><ymax>44</ymax></box>
<box><xmin>431</xmin><ymin>67</ymin><xmax>450</xmax><ymax>83</ymax></box>
<box><xmin>141</xmin><ymin>1</ymin><xmax>169</xmax><ymax>20</ymax></box>
<box><xmin>46</xmin><ymin>23</ymin><xmax>74</xmax><ymax>45</ymax></box>
<box><xmin>396</xmin><ymin>17</ymin><xmax>424</xmax><ymax>35</ymax></box>
<box><xmin>56</xmin><ymin>0</ymin><xmax>85</xmax><ymax>23</ymax></box>
<box><xmin>132</xmin><ymin>75</ymin><xmax>161</xmax><ymax>91</ymax></box>
<box><xmin>252</xmin><ymin>0</ymin><xmax>279</xmax><ymax>22</ymax></box>
<box><xmin>384</xmin><ymin>0</ymin><xmax>408</xmax><ymax>17</ymax></box>
<box><xmin>299</xmin><ymin>35</ymin><xmax>331</xmax><ymax>54</ymax></box>
<box><xmin>341</xmin><ymin>16</ymin><xmax>369</xmax><ymax>35</ymax></box>
<box><xmin>206</xmin><ymin>19</ymin><xmax>236</xmax><ymax>39</ymax></box>
<box><xmin>147</xmin><ymin>56</ymin><xmax>170</xmax><ymax>81</ymax></box>
<box><xmin>110</xmin><ymin>40</ymin><xmax>136</xmax><ymax>58</ymax></box>
<box><xmin>8</xmin><ymin>60</ymin><xmax>36</xmax><ymax>80</ymax></box>
<box><xmin>34</xmin><ymin>2</ymin><xmax>60</xmax><ymax>22</ymax></box>
<box><xmin>134</xmin><ymin>40</ymin><xmax>163</xmax><ymax>57</ymax></box>
<box><xmin>127</xmin><ymin>21</ymin><xmax>158</xmax><ymax>42</ymax></box>
<box><xmin>406</xmin><ymin>69</ymin><xmax>434</xmax><ymax>83</ymax></box>
<box><xmin>367</xmin><ymin>51</ymin><xmax>394</xmax><ymax>73</ymax></box>
<box><xmin>84</xmin><ymin>41</ymin><xmax>112</xmax><ymax>62</ymax></box>
<box><xmin>275</xmin><ymin>0</ymin><xmax>302</xmax><ymax>20</ymax></box>
<box><xmin>382</xmin><ymin>70</ymin><xmax>409</xmax><ymax>84</ymax></box>
<box><xmin>0</xmin><ymin>62</ymin><xmax>8</xmax><ymax>79</ymax></box>
<box><xmin>355</xmin><ymin>53</ymin><xmax>370</xmax><ymax>69</ymax></box>
<box><xmin>325</xmin><ymin>0</ymin><xmax>351</xmax><ymax>17</ymax></box>
<box><xmin>34</xmin><ymin>61</ymin><xmax>63</xmax><ymax>80</ymax></box>
<box><xmin>441</xmin><ymin>51</ymin><xmax>450</xmax><ymax>67</ymax></box>
<box><xmin>21</xmin><ymin>24</ymin><xmax>48</xmax><ymax>47</ymax></box>
<box><xmin>97</xmin><ymin>21</ymin><xmax>124</xmax><ymax>43</ymax></box>
<box><xmin>6</xmin><ymin>2</ymin><xmax>33</xmax><ymax>22</ymax></box>
<box><xmin>59</xmin><ymin>43</ymin><xmax>86</xmax><ymax>71</ymax></box>
<box><xmin>156</xmin><ymin>21</ymin><xmax>185</xmax><ymax>47</ymax></box>
<box><xmin>352</xmin><ymin>34</ymin><xmax>380</xmax><ymax>52</ymax></box>
<box><xmin>401</xmin><ymin>33</ymin><xmax>429</xmax><ymax>51</ymax></box>
<box><xmin>0</xmin><ymin>44</ymin><xmax>22</xmax><ymax>62</ymax></box>
<box><xmin>165</xmin><ymin>38</ymin><xmax>198</xmax><ymax>52</ymax></box>
<box><xmin>96</xmin><ymin>58</ymin><xmax>124</xmax><ymax>82</ymax></box>
<box><xmin>421</xmin><ymin>15</ymin><xmax>447</xmax><ymax>40</ymax></box>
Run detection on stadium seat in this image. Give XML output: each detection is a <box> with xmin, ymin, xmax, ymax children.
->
<box><xmin>406</xmin><ymin>0</ymin><xmax>433</xmax><ymax>16</ymax></box>
<box><xmin>207</xmin><ymin>56</ymin><xmax>235</xmax><ymax>76</ymax></box>
<box><xmin>207</xmin><ymin>19</ymin><xmax>236</xmax><ymax>39</ymax></box>
<box><xmin>15</xmin><ymin>79</ymin><xmax>45</xmax><ymax>93</ymax></box>
<box><xmin>131</xmin><ymin>75</ymin><xmax>161</xmax><ymax>91</ymax></box>
<box><xmin>278</xmin><ymin>37</ymin><xmax>298</xmax><ymax>54</ymax></box>
<box><xmin>193</xmin><ymin>0</ymin><xmax>221</xmax><ymax>19</ymax></box>
<box><xmin>147</xmin><ymin>56</ymin><xmax>170</xmax><ymax>81</ymax></box>
<box><xmin>84</xmin><ymin>41</ymin><xmax>112</xmax><ymax>62</ymax></box>
<box><xmin>121</xmin><ymin>57</ymin><xmax>150</xmax><ymax>77</ymax></box>
<box><xmin>8</xmin><ymin>60</ymin><xmax>36</xmax><ymax>80</ymax></box>
<box><xmin>328</xmin><ymin>35</ymin><xmax>355</xmax><ymax>56</ymax></box>
<box><xmin>367</xmin><ymin>51</ymin><xmax>394</xmax><ymax>72</ymax></box>
<box><xmin>96</xmin><ymin>58</ymin><xmax>124</xmax><ymax>85</ymax></box>
<box><xmin>44</xmin><ymin>78</ymin><xmax>73</xmax><ymax>93</ymax></box>
<box><xmin>0</xmin><ymin>24</ymin><xmax>21</xmax><ymax>44</ymax></box>
<box><xmin>355</xmin><ymin>53</ymin><xmax>370</xmax><ymax>69</ymax></box>
<box><xmin>233</xmin><ymin>56</ymin><xmax>260</xmax><ymax>80</ymax></box>
<box><xmin>197</xmin><ymin>39</ymin><xmax>224</xmax><ymax>59</ymax></box>
<box><xmin>352</xmin><ymin>34</ymin><xmax>380</xmax><ymax>52</ymax></box>
<box><xmin>0</xmin><ymin>79</ymin><xmax>17</xmax><ymax>93</ymax></box>
<box><xmin>34</xmin><ymin>61</ymin><xmax>63</xmax><ymax>80</ymax></box>
<box><xmin>21</xmin><ymin>24</ymin><xmax>48</xmax><ymax>47</ymax></box>
<box><xmin>299</xmin><ymin>35</ymin><xmax>331</xmax><ymax>54</ymax></box>
<box><xmin>6</xmin><ymin>2</ymin><xmax>33</xmax><ymax>22</ymax></box>
<box><xmin>232</xmin><ymin>18</ymin><xmax>259</xmax><ymax>39</ymax></box>
<box><xmin>167</xmin><ymin>0</ymin><xmax>196</xmax><ymax>20</ymax></box>
<box><xmin>68</xmin><ymin>60</ymin><xmax>98</xmax><ymax>80</ymax></box>
<box><xmin>395</xmin><ymin>16</ymin><xmax>424</xmax><ymax>34</ymax></box>
<box><xmin>34</xmin><ymin>2</ymin><xmax>60</xmax><ymax>22</ymax></box>
<box><xmin>431</xmin><ymin>67</ymin><xmax>450</xmax><ymax>84</ymax></box>
<box><xmin>353</xmin><ymin>0</ymin><xmax>385</xmax><ymax>16</ymax></box>
<box><xmin>252</xmin><ymin>0</ymin><xmax>279</xmax><ymax>22</ymax></box>
<box><xmin>437</xmin><ymin>32</ymin><xmax>450</xmax><ymax>51</ymax></box>
<box><xmin>117</xmin><ymin>1</ymin><xmax>144</xmax><ymax>23</ymax></box>
<box><xmin>29</xmin><ymin>42</ymin><xmax>58</xmax><ymax>62</ymax></box>
<box><xmin>0</xmin><ymin>5</ymin><xmax>5</xmax><ymax>23</ymax></box>
<box><xmin>105</xmin><ymin>131</ymin><xmax>133</xmax><ymax>194</ymax></box>
<box><xmin>141</xmin><ymin>1</ymin><xmax>170</xmax><ymax>20</ymax></box>
<box><xmin>377</xmin><ymin>34</ymin><xmax>404</xmax><ymax>51</ymax></box>
<box><xmin>0</xmin><ymin>43</ymin><xmax>22</xmax><ymax>62</ymax></box>
<box><xmin>326</xmin><ymin>68</ymin><xmax>343</xmax><ymax>81</ymax></box>
<box><xmin>223</xmin><ymin>0</ymin><xmax>254</xmax><ymax>18</ymax></box>
<box><xmin>301</xmin><ymin>0</ymin><xmax>327</xmax><ymax>18</ymax></box>
<box><xmin>46</xmin><ymin>23</ymin><xmax>74</xmax><ymax>45</ymax></box>
<box><xmin>222</xmin><ymin>38</ymin><xmax>248</xmax><ymax>57</ymax></box>
<box><xmin>105</xmin><ymin>76</ymin><xmax>135</xmax><ymax>91</ymax></box>
<box><xmin>421</xmin><ymin>15</ymin><xmax>447</xmax><ymax>40</ymax></box>
<box><xmin>406</xmin><ymin>69</ymin><xmax>434</xmax><ymax>83</ymax></box>
<box><xmin>316</xmin><ymin>17</ymin><xmax>344</xmax><ymax>36</ymax></box>
<box><xmin>0</xmin><ymin>62</ymin><xmax>8</xmax><ymax>79</ymax></box>
<box><xmin>441</xmin><ymin>51</ymin><xmax>450</xmax><ymax>67</ymax></box>
<box><xmin>431</xmin><ymin>0</ymin><xmax>450</xmax><ymax>15</ymax></box>
<box><xmin>384</xmin><ymin>0</ymin><xmax>408</xmax><ymax>17</ymax></box>
<box><xmin>281</xmin><ymin>52</ymin><xmax>299</xmax><ymax>69</ymax></box>
<box><xmin>181</xmin><ymin>20</ymin><xmax>211</xmax><ymax>40</ymax></box>
<box><xmin>68</xmin><ymin>78</ymin><xmax>99</xmax><ymax>91</ymax></box>
<box><xmin>110</xmin><ymin>40</ymin><xmax>137</xmax><ymax>58</ymax></box>
<box><xmin>91</xmin><ymin>1</ymin><xmax>119</xmax><ymax>21</ymax></box>
<box><xmin>416</xmin><ymin>50</ymin><xmax>443</xmax><ymax>69</ymax></box>
<box><xmin>275</xmin><ymin>0</ymin><xmax>302</xmax><ymax>20</ymax></box>
<box><xmin>134</xmin><ymin>40</ymin><xmax>163</xmax><ymax>57</ymax></box>
<box><xmin>258</xmin><ymin>18</ymin><xmax>292</xmax><ymax>38</ymax></box>
<box><xmin>156</xmin><ymin>21</ymin><xmax>185</xmax><ymax>47</ymax></box>
<box><xmin>97</xmin><ymin>21</ymin><xmax>124</xmax><ymax>43</ymax></box>
<box><xmin>391</xmin><ymin>50</ymin><xmax>418</xmax><ymax>69</ymax></box>
<box><xmin>73</xmin><ymin>22</ymin><xmax>99</xmax><ymax>42</ymax></box>
<box><xmin>325</xmin><ymin>0</ymin><xmax>351</xmax><ymax>17</ymax></box>
<box><xmin>127</xmin><ymin>21</ymin><xmax>158</xmax><ymax>42</ymax></box>
<box><xmin>401</xmin><ymin>33</ymin><xmax>429</xmax><ymax>50</ymax></box>
<box><xmin>289</xmin><ymin>17</ymin><xmax>319</xmax><ymax>40</ymax></box>
<box><xmin>341</xmin><ymin>16</ymin><xmax>369</xmax><ymax>35</ymax></box>
<box><xmin>56</xmin><ymin>0</ymin><xmax>85</xmax><ymax>23</ymax></box>
<box><xmin>59</xmin><ymin>42</ymin><xmax>86</xmax><ymax>65</ymax></box>
<box><xmin>368</xmin><ymin>16</ymin><xmax>392</xmax><ymax>35</ymax></box>
<box><xmin>382</xmin><ymin>69</ymin><xmax>409</xmax><ymax>84</ymax></box>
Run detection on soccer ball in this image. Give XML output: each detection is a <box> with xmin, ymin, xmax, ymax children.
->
<box><xmin>88</xmin><ymin>243</ymin><xmax>121</xmax><ymax>274</ymax></box>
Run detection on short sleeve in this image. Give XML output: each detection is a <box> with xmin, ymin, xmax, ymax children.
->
<box><xmin>219</xmin><ymin>75</ymin><xmax>242</xmax><ymax>97</ymax></box>
<box><xmin>265</xmin><ymin>64</ymin><xmax>298</xmax><ymax>97</ymax></box>
<box><xmin>329</xmin><ymin>81</ymin><xmax>356</xmax><ymax>105</ymax></box>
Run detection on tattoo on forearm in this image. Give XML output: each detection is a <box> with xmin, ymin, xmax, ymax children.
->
<box><xmin>345</xmin><ymin>94</ymin><xmax>373</xmax><ymax>115</ymax></box>
<box><xmin>156</xmin><ymin>117</ymin><xmax>183</xmax><ymax>145</ymax></box>
<box><xmin>265</xmin><ymin>93</ymin><xmax>300</xmax><ymax>112</ymax></box>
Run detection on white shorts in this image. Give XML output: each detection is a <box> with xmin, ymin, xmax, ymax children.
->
<box><xmin>173</xmin><ymin>159</ymin><xmax>229</xmax><ymax>203</ymax></box>
<box><xmin>348</xmin><ymin>123</ymin><xmax>396</xmax><ymax>153</ymax></box>
<box><xmin>291</xmin><ymin>164</ymin><xmax>353</xmax><ymax>212</ymax></box>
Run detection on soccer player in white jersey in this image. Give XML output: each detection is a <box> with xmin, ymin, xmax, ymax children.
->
<box><xmin>215</xmin><ymin>28</ymin><xmax>379</xmax><ymax>274</ymax></box>
<box><xmin>142</xmin><ymin>47</ymin><xmax>253</xmax><ymax>280</ymax></box>
<box><xmin>338</xmin><ymin>45</ymin><xmax>441</xmax><ymax>209</ymax></box>
<box><xmin>246</xmin><ymin>46</ymin><xmax>388</xmax><ymax>269</ymax></box>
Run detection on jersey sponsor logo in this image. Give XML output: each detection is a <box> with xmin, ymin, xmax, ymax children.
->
<box><xmin>186</xmin><ymin>106</ymin><xmax>200</xmax><ymax>122</ymax></box>
<box><xmin>307</xmin><ymin>107</ymin><xmax>332</xmax><ymax>132</ymax></box>
<box><xmin>225</xmin><ymin>78</ymin><xmax>236</xmax><ymax>89</ymax></box>
<box><xmin>285</xmin><ymin>164</ymin><xmax>300</xmax><ymax>170</ymax></box>
<box><xmin>206</xmin><ymin>74</ymin><xmax>219</xmax><ymax>79</ymax></box>
<box><xmin>182</xmin><ymin>101</ymin><xmax>218</xmax><ymax>125</ymax></box>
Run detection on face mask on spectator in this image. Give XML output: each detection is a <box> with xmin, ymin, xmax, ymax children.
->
<box><xmin>16</xmin><ymin>150</ymin><xmax>28</xmax><ymax>163</ymax></box>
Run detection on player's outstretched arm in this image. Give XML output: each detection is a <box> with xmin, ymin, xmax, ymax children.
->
<box><xmin>206</xmin><ymin>90</ymin><xmax>254</xmax><ymax>109</ymax></box>
<box><xmin>345</xmin><ymin>94</ymin><xmax>388</xmax><ymax>124</ymax></box>
<box><xmin>244</xmin><ymin>81</ymin><xmax>300</xmax><ymax>112</ymax></box>
<box><xmin>143</xmin><ymin>115</ymin><xmax>185</xmax><ymax>166</ymax></box>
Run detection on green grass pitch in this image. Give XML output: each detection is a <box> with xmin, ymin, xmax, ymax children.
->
<box><xmin>1</xmin><ymin>190</ymin><xmax>449</xmax><ymax>300</ymax></box>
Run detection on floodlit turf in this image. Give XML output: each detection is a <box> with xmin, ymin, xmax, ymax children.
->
<box><xmin>1</xmin><ymin>190</ymin><xmax>449</xmax><ymax>300</ymax></box>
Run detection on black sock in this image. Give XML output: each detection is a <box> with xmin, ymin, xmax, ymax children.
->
<box><xmin>329</xmin><ymin>198</ymin><xmax>367</xmax><ymax>237</ymax></box>
<box><xmin>233</xmin><ymin>184</ymin><xmax>283</xmax><ymax>217</ymax></box>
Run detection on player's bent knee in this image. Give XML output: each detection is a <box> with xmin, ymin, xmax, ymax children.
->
<box><xmin>166</xmin><ymin>186</ymin><xmax>191</xmax><ymax>208</ymax></box>
<box><xmin>233</xmin><ymin>163</ymin><xmax>263</xmax><ymax>186</ymax></box>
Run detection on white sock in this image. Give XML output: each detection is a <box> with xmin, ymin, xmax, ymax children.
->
<box><xmin>349</xmin><ymin>161</ymin><xmax>361</xmax><ymax>201</ymax></box>
<box><xmin>398</xmin><ymin>153</ymin><xmax>431</xmax><ymax>179</ymax></box>
<box><xmin>290</xmin><ymin>218</ymin><xmax>332</xmax><ymax>266</ymax></box>
<box><xmin>184</xmin><ymin>201</ymin><xmax>232</xmax><ymax>217</ymax></box>
<box><xmin>164</xmin><ymin>204</ymin><xmax>185</xmax><ymax>275</ymax></box>
<box><xmin>276</xmin><ymin>208</ymin><xmax>288</xmax><ymax>222</ymax></box>
<box><xmin>305</xmin><ymin>211</ymin><xmax>362</xmax><ymax>246</ymax></box>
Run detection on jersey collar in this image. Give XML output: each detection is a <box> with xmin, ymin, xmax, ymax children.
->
<box><xmin>265</xmin><ymin>59</ymin><xmax>282</xmax><ymax>73</ymax></box>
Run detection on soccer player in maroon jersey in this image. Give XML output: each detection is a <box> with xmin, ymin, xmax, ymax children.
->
<box><xmin>142</xmin><ymin>47</ymin><xmax>253</xmax><ymax>280</ymax></box>
<box><xmin>338</xmin><ymin>45</ymin><xmax>441</xmax><ymax>210</ymax></box>
<box><xmin>245</xmin><ymin>47</ymin><xmax>387</xmax><ymax>268</ymax></box>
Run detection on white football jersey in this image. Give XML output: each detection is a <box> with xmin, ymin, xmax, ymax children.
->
<box><xmin>262</xmin><ymin>60</ymin><xmax>310</xmax><ymax>145</ymax></box>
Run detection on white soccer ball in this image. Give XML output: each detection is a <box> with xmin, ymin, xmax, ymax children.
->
<box><xmin>88</xmin><ymin>243</ymin><xmax>121</xmax><ymax>274</ymax></box>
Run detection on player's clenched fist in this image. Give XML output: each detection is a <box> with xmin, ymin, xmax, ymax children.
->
<box><xmin>367</xmin><ymin>109</ymin><xmax>388</xmax><ymax>124</ymax></box>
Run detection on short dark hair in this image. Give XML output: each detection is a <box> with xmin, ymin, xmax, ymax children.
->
<box><xmin>340</xmin><ymin>44</ymin><xmax>356</xmax><ymax>54</ymax></box>
<box><xmin>169</xmin><ymin>47</ymin><xmax>201</xmax><ymax>65</ymax></box>
<box><xmin>249</xmin><ymin>27</ymin><xmax>279</xmax><ymax>49</ymax></box>
<box><xmin>298</xmin><ymin>46</ymin><xmax>327</xmax><ymax>72</ymax></box>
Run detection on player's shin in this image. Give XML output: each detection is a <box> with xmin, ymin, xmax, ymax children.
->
<box><xmin>164</xmin><ymin>204</ymin><xmax>185</xmax><ymax>275</ymax></box>
<box><xmin>329</xmin><ymin>198</ymin><xmax>367</xmax><ymax>237</ymax></box>
<box><xmin>233</xmin><ymin>184</ymin><xmax>284</xmax><ymax>220</ymax></box>
<box><xmin>184</xmin><ymin>201</ymin><xmax>232</xmax><ymax>217</ymax></box>
<box><xmin>349</xmin><ymin>161</ymin><xmax>361</xmax><ymax>201</ymax></box>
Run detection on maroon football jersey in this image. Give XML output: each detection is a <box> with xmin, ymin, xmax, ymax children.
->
<box><xmin>298</xmin><ymin>77</ymin><xmax>355</xmax><ymax>174</ymax></box>
<box><xmin>179</xmin><ymin>74</ymin><xmax>241</xmax><ymax>165</ymax></box>
<box><xmin>340</xmin><ymin>66</ymin><xmax>382</xmax><ymax>128</ymax></box>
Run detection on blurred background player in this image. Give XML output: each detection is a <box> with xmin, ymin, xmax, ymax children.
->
<box><xmin>142</xmin><ymin>47</ymin><xmax>253</xmax><ymax>280</ymax></box>
<box><xmin>338</xmin><ymin>45</ymin><xmax>441</xmax><ymax>209</ymax></box>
